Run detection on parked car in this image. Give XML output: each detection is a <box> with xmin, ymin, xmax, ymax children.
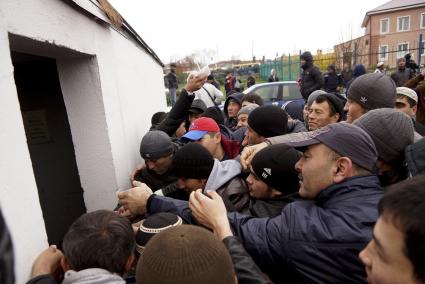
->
<box><xmin>243</xmin><ymin>81</ymin><xmax>304</xmax><ymax>108</ymax></box>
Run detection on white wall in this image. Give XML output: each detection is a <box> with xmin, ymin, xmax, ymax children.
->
<box><xmin>0</xmin><ymin>0</ymin><xmax>166</xmax><ymax>281</ymax></box>
<box><xmin>0</xmin><ymin>27</ymin><xmax>49</xmax><ymax>284</ymax></box>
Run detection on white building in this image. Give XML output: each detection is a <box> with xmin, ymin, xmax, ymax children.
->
<box><xmin>0</xmin><ymin>0</ymin><xmax>166</xmax><ymax>282</ymax></box>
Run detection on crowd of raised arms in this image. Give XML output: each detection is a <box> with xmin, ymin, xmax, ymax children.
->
<box><xmin>2</xmin><ymin>51</ymin><xmax>425</xmax><ymax>284</ymax></box>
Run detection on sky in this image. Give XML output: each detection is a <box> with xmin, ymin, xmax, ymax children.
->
<box><xmin>109</xmin><ymin>0</ymin><xmax>387</xmax><ymax>64</ymax></box>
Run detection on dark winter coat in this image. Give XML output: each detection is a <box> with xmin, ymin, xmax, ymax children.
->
<box><xmin>136</xmin><ymin>168</ymin><xmax>189</xmax><ymax>201</ymax></box>
<box><xmin>223</xmin><ymin>236</ymin><xmax>273</xmax><ymax>284</ymax></box>
<box><xmin>0</xmin><ymin>210</ymin><xmax>14</xmax><ymax>284</ymax></box>
<box><xmin>391</xmin><ymin>68</ymin><xmax>415</xmax><ymax>87</ymax></box>
<box><xmin>247</xmin><ymin>193</ymin><xmax>300</xmax><ymax>218</ymax></box>
<box><xmin>346</xmin><ymin>64</ymin><xmax>366</xmax><ymax>92</ymax></box>
<box><xmin>157</xmin><ymin>89</ymin><xmax>194</xmax><ymax>136</ymax></box>
<box><xmin>414</xmin><ymin>119</ymin><xmax>425</xmax><ymax>136</ymax></box>
<box><xmin>225</xmin><ymin>77</ymin><xmax>236</xmax><ymax>95</ymax></box>
<box><xmin>324</xmin><ymin>72</ymin><xmax>343</xmax><ymax>93</ymax></box>
<box><xmin>165</xmin><ymin>71</ymin><xmax>178</xmax><ymax>89</ymax></box>
<box><xmin>147</xmin><ymin>175</ymin><xmax>383</xmax><ymax>284</ymax></box>
<box><xmin>268</xmin><ymin>75</ymin><xmax>279</xmax><ymax>82</ymax></box>
<box><xmin>247</xmin><ymin>75</ymin><xmax>256</xmax><ymax>88</ymax></box>
<box><xmin>300</xmin><ymin>63</ymin><xmax>323</xmax><ymax>100</ymax></box>
<box><xmin>136</xmin><ymin>167</ymin><xmax>176</xmax><ymax>192</ymax></box>
<box><xmin>341</xmin><ymin>69</ymin><xmax>353</xmax><ymax>86</ymax></box>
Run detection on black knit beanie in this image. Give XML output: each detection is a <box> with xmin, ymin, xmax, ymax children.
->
<box><xmin>135</xmin><ymin>213</ymin><xmax>183</xmax><ymax>254</ymax></box>
<box><xmin>248</xmin><ymin>105</ymin><xmax>288</xmax><ymax>138</ymax></box>
<box><xmin>251</xmin><ymin>144</ymin><xmax>301</xmax><ymax>194</ymax></box>
<box><xmin>172</xmin><ymin>143</ymin><xmax>214</xmax><ymax>179</ymax></box>
<box><xmin>347</xmin><ymin>73</ymin><xmax>396</xmax><ymax>110</ymax></box>
<box><xmin>136</xmin><ymin>225</ymin><xmax>235</xmax><ymax>284</ymax></box>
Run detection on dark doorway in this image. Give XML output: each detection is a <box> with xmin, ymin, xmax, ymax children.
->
<box><xmin>12</xmin><ymin>51</ymin><xmax>86</xmax><ymax>245</ymax></box>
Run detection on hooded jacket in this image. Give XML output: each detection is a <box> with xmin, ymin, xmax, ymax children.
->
<box><xmin>62</xmin><ymin>269</ymin><xmax>125</xmax><ymax>284</ymax></box>
<box><xmin>299</xmin><ymin>52</ymin><xmax>324</xmax><ymax>100</ymax></box>
<box><xmin>345</xmin><ymin>64</ymin><xmax>366</xmax><ymax>92</ymax></box>
<box><xmin>324</xmin><ymin>65</ymin><xmax>343</xmax><ymax>93</ymax></box>
<box><xmin>223</xmin><ymin>92</ymin><xmax>244</xmax><ymax>130</ymax></box>
<box><xmin>206</xmin><ymin>159</ymin><xmax>249</xmax><ymax>212</ymax></box>
<box><xmin>147</xmin><ymin>175</ymin><xmax>383</xmax><ymax>284</ymax></box>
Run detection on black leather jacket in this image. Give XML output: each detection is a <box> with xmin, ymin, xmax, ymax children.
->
<box><xmin>223</xmin><ymin>236</ymin><xmax>273</xmax><ymax>284</ymax></box>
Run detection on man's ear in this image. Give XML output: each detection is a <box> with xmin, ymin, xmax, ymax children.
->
<box><xmin>125</xmin><ymin>253</ymin><xmax>135</xmax><ymax>273</ymax></box>
<box><xmin>332</xmin><ymin>113</ymin><xmax>341</xmax><ymax>123</ymax></box>
<box><xmin>60</xmin><ymin>257</ymin><xmax>70</xmax><ymax>272</ymax></box>
<box><xmin>214</xmin><ymin>132</ymin><xmax>222</xmax><ymax>143</ymax></box>
<box><xmin>333</xmin><ymin>157</ymin><xmax>353</xmax><ymax>183</ymax></box>
<box><xmin>412</xmin><ymin>105</ymin><xmax>417</xmax><ymax>115</ymax></box>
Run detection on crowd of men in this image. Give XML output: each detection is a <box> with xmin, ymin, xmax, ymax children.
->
<box><xmin>2</xmin><ymin>50</ymin><xmax>425</xmax><ymax>284</ymax></box>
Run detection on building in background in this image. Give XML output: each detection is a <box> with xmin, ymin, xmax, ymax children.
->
<box><xmin>0</xmin><ymin>0</ymin><xmax>165</xmax><ymax>281</ymax></box>
<box><xmin>335</xmin><ymin>0</ymin><xmax>425</xmax><ymax>69</ymax></box>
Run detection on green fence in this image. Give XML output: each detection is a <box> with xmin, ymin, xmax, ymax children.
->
<box><xmin>260</xmin><ymin>56</ymin><xmax>301</xmax><ymax>82</ymax></box>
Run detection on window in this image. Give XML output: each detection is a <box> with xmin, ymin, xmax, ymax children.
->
<box><xmin>397</xmin><ymin>16</ymin><xmax>410</xmax><ymax>32</ymax></box>
<box><xmin>421</xmin><ymin>13</ymin><xmax>425</xmax><ymax>29</ymax></box>
<box><xmin>379</xmin><ymin>45</ymin><xmax>388</xmax><ymax>60</ymax></box>
<box><xmin>282</xmin><ymin>84</ymin><xmax>302</xmax><ymax>100</ymax></box>
<box><xmin>254</xmin><ymin>85</ymin><xmax>279</xmax><ymax>102</ymax></box>
<box><xmin>421</xmin><ymin>41</ymin><xmax>425</xmax><ymax>56</ymax></box>
<box><xmin>380</xmin><ymin>18</ymin><xmax>389</xmax><ymax>34</ymax></box>
<box><xmin>397</xmin><ymin>42</ymin><xmax>409</xmax><ymax>58</ymax></box>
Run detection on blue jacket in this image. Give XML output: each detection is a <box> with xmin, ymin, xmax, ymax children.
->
<box><xmin>147</xmin><ymin>175</ymin><xmax>383</xmax><ymax>284</ymax></box>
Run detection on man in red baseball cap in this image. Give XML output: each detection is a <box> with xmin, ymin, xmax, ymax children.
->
<box><xmin>182</xmin><ymin>117</ymin><xmax>240</xmax><ymax>161</ymax></box>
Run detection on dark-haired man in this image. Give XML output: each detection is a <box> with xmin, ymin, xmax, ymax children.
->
<box><xmin>27</xmin><ymin>210</ymin><xmax>134</xmax><ymax>284</ymax></box>
<box><xmin>119</xmin><ymin>122</ymin><xmax>383</xmax><ymax>283</ymax></box>
<box><xmin>246</xmin><ymin>144</ymin><xmax>301</xmax><ymax>217</ymax></box>
<box><xmin>241</xmin><ymin>93</ymin><xmax>264</xmax><ymax>107</ymax></box>
<box><xmin>395</xmin><ymin>87</ymin><xmax>425</xmax><ymax>136</ymax></box>
<box><xmin>359</xmin><ymin>175</ymin><xmax>425</xmax><ymax>284</ymax></box>
<box><xmin>308</xmin><ymin>93</ymin><xmax>343</xmax><ymax>131</ymax></box>
<box><xmin>344</xmin><ymin>73</ymin><xmax>396</xmax><ymax>123</ymax></box>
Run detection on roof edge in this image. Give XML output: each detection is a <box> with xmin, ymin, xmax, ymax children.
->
<box><xmin>362</xmin><ymin>2</ymin><xmax>425</xmax><ymax>28</ymax></box>
<box><xmin>62</xmin><ymin>0</ymin><xmax>164</xmax><ymax>67</ymax></box>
